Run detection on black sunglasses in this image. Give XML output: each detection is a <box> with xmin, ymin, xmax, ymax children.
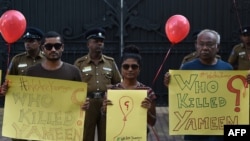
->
<box><xmin>122</xmin><ymin>64</ymin><xmax>139</xmax><ymax>70</ymax></box>
<box><xmin>44</xmin><ymin>43</ymin><xmax>62</xmax><ymax>50</ymax></box>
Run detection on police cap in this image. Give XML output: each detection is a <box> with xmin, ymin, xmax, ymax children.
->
<box><xmin>84</xmin><ymin>27</ymin><xmax>106</xmax><ymax>40</ymax></box>
<box><xmin>22</xmin><ymin>27</ymin><xmax>44</xmax><ymax>40</ymax></box>
<box><xmin>239</xmin><ymin>26</ymin><xmax>250</xmax><ymax>36</ymax></box>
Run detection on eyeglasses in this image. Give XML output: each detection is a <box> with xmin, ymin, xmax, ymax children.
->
<box><xmin>44</xmin><ymin>43</ymin><xmax>62</xmax><ymax>50</ymax></box>
<box><xmin>122</xmin><ymin>64</ymin><xmax>139</xmax><ymax>70</ymax></box>
<box><xmin>196</xmin><ymin>42</ymin><xmax>217</xmax><ymax>48</ymax></box>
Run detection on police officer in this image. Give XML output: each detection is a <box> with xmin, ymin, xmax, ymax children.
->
<box><xmin>74</xmin><ymin>27</ymin><xmax>122</xmax><ymax>141</ymax></box>
<box><xmin>7</xmin><ymin>27</ymin><xmax>44</xmax><ymax>75</ymax></box>
<box><xmin>228</xmin><ymin>25</ymin><xmax>250</xmax><ymax>70</ymax></box>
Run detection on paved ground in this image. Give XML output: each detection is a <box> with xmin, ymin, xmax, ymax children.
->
<box><xmin>0</xmin><ymin>108</ymin><xmax>11</xmax><ymax>141</ymax></box>
<box><xmin>147</xmin><ymin>107</ymin><xmax>184</xmax><ymax>141</ymax></box>
<box><xmin>0</xmin><ymin>107</ymin><xmax>184</xmax><ymax>141</ymax></box>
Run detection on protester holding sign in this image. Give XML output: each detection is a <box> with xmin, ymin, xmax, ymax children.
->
<box><xmin>102</xmin><ymin>44</ymin><xmax>157</xmax><ymax>138</ymax></box>
<box><xmin>26</xmin><ymin>31</ymin><xmax>89</xmax><ymax>111</ymax></box>
<box><xmin>164</xmin><ymin>29</ymin><xmax>234</xmax><ymax>141</ymax></box>
<box><xmin>0</xmin><ymin>31</ymin><xmax>89</xmax><ymax>141</ymax></box>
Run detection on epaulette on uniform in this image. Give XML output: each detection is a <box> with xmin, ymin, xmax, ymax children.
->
<box><xmin>82</xmin><ymin>55</ymin><xmax>89</xmax><ymax>60</ymax></box>
<box><xmin>103</xmin><ymin>55</ymin><xmax>114</xmax><ymax>61</ymax></box>
<box><xmin>233</xmin><ymin>43</ymin><xmax>244</xmax><ymax>49</ymax></box>
<box><xmin>184</xmin><ymin>52</ymin><xmax>197</xmax><ymax>60</ymax></box>
<box><xmin>74</xmin><ymin>55</ymin><xmax>88</xmax><ymax>64</ymax></box>
<box><xmin>14</xmin><ymin>52</ymin><xmax>28</xmax><ymax>57</ymax></box>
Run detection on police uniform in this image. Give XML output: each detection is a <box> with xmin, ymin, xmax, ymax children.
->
<box><xmin>74</xmin><ymin>27</ymin><xmax>122</xmax><ymax>141</ymax></box>
<box><xmin>8</xmin><ymin>27</ymin><xmax>44</xmax><ymax>75</ymax></box>
<box><xmin>74</xmin><ymin>54</ymin><xmax>121</xmax><ymax>93</ymax></box>
<box><xmin>181</xmin><ymin>51</ymin><xmax>198</xmax><ymax>65</ymax></box>
<box><xmin>7</xmin><ymin>52</ymin><xmax>44</xmax><ymax>75</ymax></box>
<box><xmin>228</xmin><ymin>26</ymin><xmax>250</xmax><ymax>70</ymax></box>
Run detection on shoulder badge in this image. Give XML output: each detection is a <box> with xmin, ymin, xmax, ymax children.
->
<box><xmin>15</xmin><ymin>52</ymin><xmax>27</xmax><ymax>57</ymax></box>
<box><xmin>103</xmin><ymin>55</ymin><xmax>114</xmax><ymax>61</ymax></box>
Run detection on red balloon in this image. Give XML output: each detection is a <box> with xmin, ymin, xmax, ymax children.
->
<box><xmin>165</xmin><ymin>15</ymin><xmax>190</xmax><ymax>44</ymax></box>
<box><xmin>0</xmin><ymin>10</ymin><xmax>27</xmax><ymax>44</ymax></box>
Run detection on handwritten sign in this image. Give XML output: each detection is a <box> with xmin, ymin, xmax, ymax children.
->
<box><xmin>168</xmin><ymin>70</ymin><xmax>249</xmax><ymax>135</ymax></box>
<box><xmin>106</xmin><ymin>90</ymin><xmax>147</xmax><ymax>141</ymax></box>
<box><xmin>2</xmin><ymin>75</ymin><xmax>87</xmax><ymax>141</ymax></box>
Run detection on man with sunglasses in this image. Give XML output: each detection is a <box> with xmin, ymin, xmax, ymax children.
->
<box><xmin>228</xmin><ymin>25</ymin><xmax>250</xmax><ymax>70</ymax></box>
<box><xmin>7</xmin><ymin>27</ymin><xmax>45</xmax><ymax>75</ymax></box>
<box><xmin>25</xmin><ymin>31</ymin><xmax>83</xmax><ymax>81</ymax></box>
<box><xmin>74</xmin><ymin>27</ymin><xmax>122</xmax><ymax>141</ymax></box>
<box><xmin>1</xmin><ymin>31</ymin><xmax>89</xmax><ymax>141</ymax></box>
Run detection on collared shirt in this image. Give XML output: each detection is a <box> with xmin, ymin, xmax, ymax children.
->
<box><xmin>228</xmin><ymin>43</ymin><xmax>250</xmax><ymax>70</ymax></box>
<box><xmin>74</xmin><ymin>54</ymin><xmax>122</xmax><ymax>92</ymax></box>
<box><xmin>8</xmin><ymin>51</ymin><xmax>44</xmax><ymax>75</ymax></box>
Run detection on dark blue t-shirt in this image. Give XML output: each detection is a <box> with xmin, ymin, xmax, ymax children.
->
<box><xmin>180</xmin><ymin>58</ymin><xmax>233</xmax><ymax>70</ymax></box>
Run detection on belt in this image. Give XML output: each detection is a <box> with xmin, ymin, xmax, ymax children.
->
<box><xmin>87</xmin><ymin>92</ymin><xmax>105</xmax><ymax>99</ymax></box>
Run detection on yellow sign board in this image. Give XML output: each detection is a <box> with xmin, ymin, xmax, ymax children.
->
<box><xmin>2</xmin><ymin>75</ymin><xmax>87</xmax><ymax>141</ymax></box>
<box><xmin>169</xmin><ymin>70</ymin><xmax>249</xmax><ymax>135</ymax></box>
<box><xmin>106</xmin><ymin>89</ymin><xmax>147</xmax><ymax>141</ymax></box>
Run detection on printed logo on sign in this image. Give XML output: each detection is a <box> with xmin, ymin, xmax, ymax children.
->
<box><xmin>228</xmin><ymin>129</ymin><xmax>246</xmax><ymax>136</ymax></box>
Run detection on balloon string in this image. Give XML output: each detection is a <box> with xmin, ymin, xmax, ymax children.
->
<box><xmin>7</xmin><ymin>43</ymin><xmax>11</xmax><ymax>66</ymax></box>
<box><xmin>151</xmin><ymin>45</ymin><xmax>173</xmax><ymax>87</ymax></box>
<box><xmin>5</xmin><ymin>43</ymin><xmax>11</xmax><ymax>79</ymax></box>
<box><xmin>149</xmin><ymin>125</ymin><xmax>160</xmax><ymax>141</ymax></box>
<box><xmin>233</xmin><ymin>0</ymin><xmax>242</xmax><ymax>32</ymax></box>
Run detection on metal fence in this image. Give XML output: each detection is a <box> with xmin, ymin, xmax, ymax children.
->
<box><xmin>0</xmin><ymin>0</ymin><xmax>249</xmax><ymax>106</ymax></box>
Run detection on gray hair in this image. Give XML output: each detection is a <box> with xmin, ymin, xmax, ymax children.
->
<box><xmin>197</xmin><ymin>29</ymin><xmax>220</xmax><ymax>44</ymax></box>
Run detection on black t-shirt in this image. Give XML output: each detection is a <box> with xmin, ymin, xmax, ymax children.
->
<box><xmin>26</xmin><ymin>62</ymin><xmax>82</xmax><ymax>82</ymax></box>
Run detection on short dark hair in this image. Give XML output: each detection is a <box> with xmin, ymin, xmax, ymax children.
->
<box><xmin>41</xmin><ymin>31</ymin><xmax>64</xmax><ymax>45</ymax></box>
